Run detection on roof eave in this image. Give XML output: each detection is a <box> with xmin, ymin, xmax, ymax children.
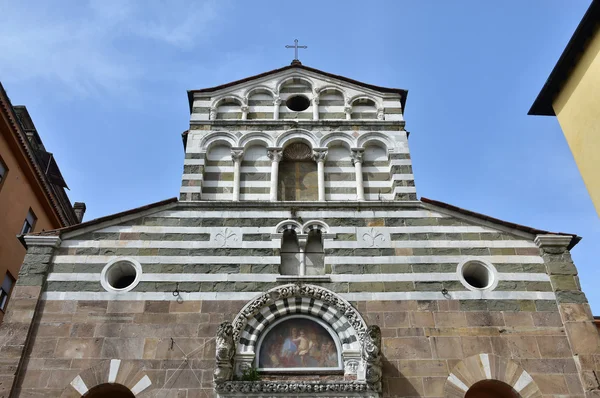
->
<box><xmin>528</xmin><ymin>0</ymin><xmax>600</xmax><ymax>116</ymax></box>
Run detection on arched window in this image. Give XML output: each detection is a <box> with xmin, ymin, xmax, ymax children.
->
<box><xmin>83</xmin><ymin>383</ymin><xmax>135</xmax><ymax>398</ymax></box>
<box><xmin>305</xmin><ymin>230</ymin><xmax>324</xmax><ymax>275</ymax></box>
<box><xmin>465</xmin><ymin>380</ymin><xmax>522</xmax><ymax>398</ymax></box>
<box><xmin>256</xmin><ymin>315</ymin><xmax>343</xmax><ymax>372</ymax></box>
<box><xmin>362</xmin><ymin>144</ymin><xmax>390</xmax><ymax>200</ymax></box>
<box><xmin>280</xmin><ymin>230</ymin><xmax>301</xmax><ymax>275</ymax></box>
<box><xmin>277</xmin><ymin>143</ymin><xmax>318</xmax><ymax>201</ymax></box>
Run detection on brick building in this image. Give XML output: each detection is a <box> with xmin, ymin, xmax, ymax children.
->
<box><xmin>0</xmin><ymin>61</ymin><xmax>598</xmax><ymax>397</ymax></box>
<box><xmin>0</xmin><ymin>83</ymin><xmax>84</xmax><ymax>324</ymax></box>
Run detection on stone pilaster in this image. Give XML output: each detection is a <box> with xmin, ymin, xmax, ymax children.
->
<box><xmin>0</xmin><ymin>235</ymin><xmax>60</xmax><ymax>397</ymax></box>
<box><xmin>535</xmin><ymin>234</ymin><xmax>600</xmax><ymax>397</ymax></box>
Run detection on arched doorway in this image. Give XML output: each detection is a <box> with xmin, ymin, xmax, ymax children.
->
<box><xmin>465</xmin><ymin>379</ymin><xmax>521</xmax><ymax>398</ymax></box>
<box><xmin>278</xmin><ymin>142</ymin><xmax>318</xmax><ymax>201</ymax></box>
<box><xmin>83</xmin><ymin>383</ymin><xmax>135</xmax><ymax>397</ymax></box>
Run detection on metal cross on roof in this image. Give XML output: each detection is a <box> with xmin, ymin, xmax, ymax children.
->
<box><xmin>285</xmin><ymin>39</ymin><xmax>307</xmax><ymax>62</ymax></box>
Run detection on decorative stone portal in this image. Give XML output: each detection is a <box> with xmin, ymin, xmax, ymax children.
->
<box><xmin>213</xmin><ymin>284</ymin><xmax>382</xmax><ymax>398</ymax></box>
<box><xmin>444</xmin><ymin>354</ymin><xmax>541</xmax><ymax>398</ymax></box>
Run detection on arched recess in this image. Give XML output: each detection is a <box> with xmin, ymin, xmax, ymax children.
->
<box><xmin>204</xmin><ymin>141</ymin><xmax>234</xmax><ymax>200</ymax></box>
<box><xmin>62</xmin><ymin>359</ymin><xmax>152</xmax><ymax>397</ymax></box>
<box><xmin>445</xmin><ymin>354</ymin><xmax>542</xmax><ymax>398</ymax></box>
<box><xmin>318</xmin><ymin>87</ymin><xmax>346</xmax><ymax>120</ymax></box>
<box><xmin>278</xmin><ymin>77</ymin><xmax>313</xmax><ymax>120</ymax></box>
<box><xmin>246</xmin><ymin>87</ymin><xmax>274</xmax><ymax>120</ymax></box>
<box><xmin>240</xmin><ymin>143</ymin><xmax>270</xmax><ymax>201</ymax></box>
<box><xmin>278</xmin><ymin>142</ymin><xmax>318</xmax><ymax>201</ymax></box>
<box><xmin>83</xmin><ymin>383</ymin><xmax>135</xmax><ymax>397</ymax></box>
<box><xmin>214</xmin><ymin>96</ymin><xmax>243</xmax><ymax>120</ymax></box>
<box><xmin>231</xmin><ymin>284</ymin><xmax>367</xmax><ymax>374</ymax></box>
<box><xmin>323</xmin><ymin>139</ymin><xmax>355</xmax><ymax>201</ymax></box>
<box><xmin>280</xmin><ymin>229</ymin><xmax>301</xmax><ymax>275</ymax></box>
<box><xmin>200</xmin><ymin>131</ymin><xmax>237</xmax><ymax>151</ymax></box>
<box><xmin>351</xmin><ymin>96</ymin><xmax>378</xmax><ymax>120</ymax></box>
<box><xmin>305</xmin><ymin>229</ymin><xmax>324</xmax><ymax>275</ymax></box>
<box><xmin>362</xmin><ymin>141</ymin><xmax>390</xmax><ymax>200</ymax></box>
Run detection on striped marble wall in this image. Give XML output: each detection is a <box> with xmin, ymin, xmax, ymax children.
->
<box><xmin>46</xmin><ymin>204</ymin><xmax>554</xmax><ymax>309</ymax></box>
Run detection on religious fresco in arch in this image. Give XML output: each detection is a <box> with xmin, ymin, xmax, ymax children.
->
<box><xmin>258</xmin><ymin>317</ymin><xmax>340</xmax><ymax>370</ymax></box>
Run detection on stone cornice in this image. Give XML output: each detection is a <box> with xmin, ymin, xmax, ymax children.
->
<box><xmin>214</xmin><ymin>380</ymin><xmax>376</xmax><ymax>396</ymax></box>
<box><xmin>534</xmin><ymin>234</ymin><xmax>573</xmax><ymax>249</ymax></box>
<box><xmin>23</xmin><ymin>235</ymin><xmax>62</xmax><ymax>248</ymax></box>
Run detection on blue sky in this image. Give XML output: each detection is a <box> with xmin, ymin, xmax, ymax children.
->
<box><xmin>1</xmin><ymin>1</ymin><xmax>598</xmax><ymax>309</ymax></box>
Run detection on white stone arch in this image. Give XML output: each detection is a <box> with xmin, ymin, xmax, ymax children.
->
<box><xmin>276</xmin><ymin>75</ymin><xmax>314</xmax><ymax>94</ymax></box>
<box><xmin>302</xmin><ymin>220</ymin><xmax>330</xmax><ymax>234</ymax></box>
<box><xmin>244</xmin><ymin>85</ymin><xmax>276</xmax><ymax>101</ymax></box>
<box><xmin>445</xmin><ymin>354</ymin><xmax>542</xmax><ymax>398</ymax></box>
<box><xmin>357</xmin><ymin>132</ymin><xmax>392</xmax><ymax>151</ymax></box>
<box><xmin>238</xmin><ymin>131</ymin><xmax>274</xmax><ymax>149</ymax></box>
<box><xmin>349</xmin><ymin>94</ymin><xmax>381</xmax><ymax>109</ymax></box>
<box><xmin>212</xmin><ymin>95</ymin><xmax>245</xmax><ymax>108</ymax></box>
<box><xmin>231</xmin><ymin>284</ymin><xmax>367</xmax><ymax>376</ymax></box>
<box><xmin>275</xmin><ymin>129</ymin><xmax>318</xmax><ymax>148</ymax></box>
<box><xmin>274</xmin><ymin>219</ymin><xmax>302</xmax><ymax>234</ymax></box>
<box><xmin>320</xmin><ymin>132</ymin><xmax>356</xmax><ymax>149</ymax></box>
<box><xmin>62</xmin><ymin>359</ymin><xmax>152</xmax><ymax>397</ymax></box>
<box><xmin>200</xmin><ymin>131</ymin><xmax>237</xmax><ymax>151</ymax></box>
<box><xmin>316</xmin><ymin>85</ymin><xmax>346</xmax><ymax>98</ymax></box>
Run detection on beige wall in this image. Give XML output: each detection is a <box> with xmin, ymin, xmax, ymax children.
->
<box><xmin>0</xmin><ymin>123</ymin><xmax>59</xmax><ymax>322</ymax></box>
<box><xmin>553</xmin><ymin>28</ymin><xmax>600</xmax><ymax>216</ymax></box>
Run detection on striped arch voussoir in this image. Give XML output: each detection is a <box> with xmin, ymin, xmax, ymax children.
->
<box><xmin>232</xmin><ymin>284</ymin><xmax>367</xmax><ymax>354</ymax></box>
<box><xmin>445</xmin><ymin>354</ymin><xmax>541</xmax><ymax>398</ymax></box>
<box><xmin>62</xmin><ymin>359</ymin><xmax>153</xmax><ymax>397</ymax></box>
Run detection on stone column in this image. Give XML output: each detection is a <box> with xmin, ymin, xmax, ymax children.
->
<box><xmin>312</xmin><ymin>148</ymin><xmax>328</xmax><ymax>202</ymax></box>
<box><xmin>231</xmin><ymin>148</ymin><xmax>244</xmax><ymax>202</ymax></box>
<box><xmin>267</xmin><ymin>148</ymin><xmax>283</xmax><ymax>201</ymax></box>
<box><xmin>297</xmin><ymin>234</ymin><xmax>308</xmax><ymax>276</ymax></box>
<box><xmin>273</xmin><ymin>97</ymin><xmax>281</xmax><ymax>120</ymax></box>
<box><xmin>312</xmin><ymin>97</ymin><xmax>319</xmax><ymax>120</ymax></box>
<box><xmin>351</xmin><ymin>148</ymin><xmax>365</xmax><ymax>201</ymax></box>
<box><xmin>344</xmin><ymin>105</ymin><xmax>352</xmax><ymax>120</ymax></box>
<box><xmin>0</xmin><ymin>235</ymin><xmax>61</xmax><ymax>396</ymax></box>
<box><xmin>535</xmin><ymin>235</ymin><xmax>600</xmax><ymax>397</ymax></box>
<box><xmin>241</xmin><ymin>105</ymin><xmax>249</xmax><ymax>120</ymax></box>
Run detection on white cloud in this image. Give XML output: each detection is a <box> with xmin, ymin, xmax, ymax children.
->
<box><xmin>0</xmin><ymin>0</ymin><xmax>222</xmax><ymax>96</ymax></box>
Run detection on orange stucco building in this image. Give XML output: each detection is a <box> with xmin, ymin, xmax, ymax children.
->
<box><xmin>0</xmin><ymin>82</ymin><xmax>83</xmax><ymax>322</ymax></box>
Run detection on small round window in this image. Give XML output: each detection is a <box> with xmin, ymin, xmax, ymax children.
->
<box><xmin>457</xmin><ymin>258</ymin><xmax>497</xmax><ymax>291</ymax></box>
<box><xmin>101</xmin><ymin>258</ymin><xmax>142</xmax><ymax>293</ymax></box>
<box><xmin>286</xmin><ymin>95</ymin><xmax>310</xmax><ymax>112</ymax></box>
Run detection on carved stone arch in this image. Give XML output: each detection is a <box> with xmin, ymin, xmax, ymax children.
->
<box><xmin>213</xmin><ymin>95</ymin><xmax>245</xmax><ymax>108</ymax></box>
<box><xmin>276</xmin><ymin>75</ymin><xmax>314</xmax><ymax>94</ymax></box>
<box><xmin>231</xmin><ymin>284</ymin><xmax>368</xmax><ymax>373</ymax></box>
<box><xmin>275</xmin><ymin>129</ymin><xmax>318</xmax><ymax>148</ymax></box>
<box><xmin>244</xmin><ymin>85</ymin><xmax>276</xmax><ymax>100</ymax></box>
<box><xmin>200</xmin><ymin>131</ymin><xmax>237</xmax><ymax>151</ymax></box>
<box><xmin>274</xmin><ymin>219</ymin><xmax>303</xmax><ymax>234</ymax></box>
<box><xmin>302</xmin><ymin>219</ymin><xmax>330</xmax><ymax>234</ymax></box>
<box><xmin>320</xmin><ymin>132</ymin><xmax>356</xmax><ymax>149</ymax></box>
<box><xmin>349</xmin><ymin>94</ymin><xmax>381</xmax><ymax>108</ymax></box>
<box><xmin>62</xmin><ymin>359</ymin><xmax>153</xmax><ymax>397</ymax></box>
<box><xmin>238</xmin><ymin>131</ymin><xmax>274</xmax><ymax>149</ymax></box>
<box><xmin>316</xmin><ymin>85</ymin><xmax>346</xmax><ymax>97</ymax></box>
<box><xmin>445</xmin><ymin>354</ymin><xmax>542</xmax><ymax>398</ymax></box>
<box><xmin>356</xmin><ymin>132</ymin><xmax>392</xmax><ymax>151</ymax></box>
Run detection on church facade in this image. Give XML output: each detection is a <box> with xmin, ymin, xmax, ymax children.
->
<box><xmin>0</xmin><ymin>61</ymin><xmax>598</xmax><ymax>398</ymax></box>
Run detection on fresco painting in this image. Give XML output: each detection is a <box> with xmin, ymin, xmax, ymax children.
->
<box><xmin>258</xmin><ymin>318</ymin><xmax>339</xmax><ymax>369</ymax></box>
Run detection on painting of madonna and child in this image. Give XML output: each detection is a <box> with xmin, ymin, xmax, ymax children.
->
<box><xmin>258</xmin><ymin>317</ymin><xmax>341</xmax><ymax>371</ymax></box>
